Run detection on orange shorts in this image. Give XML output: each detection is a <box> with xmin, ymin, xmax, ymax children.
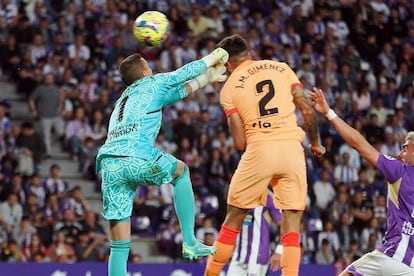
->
<box><xmin>227</xmin><ymin>140</ymin><xmax>307</xmax><ymax>211</ymax></box>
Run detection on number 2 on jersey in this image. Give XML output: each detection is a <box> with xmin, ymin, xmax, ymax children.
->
<box><xmin>256</xmin><ymin>80</ymin><xmax>278</xmax><ymax>117</ymax></box>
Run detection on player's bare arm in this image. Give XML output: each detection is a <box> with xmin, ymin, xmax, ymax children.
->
<box><xmin>309</xmin><ymin>87</ymin><xmax>380</xmax><ymax>166</ymax></box>
<box><xmin>292</xmin><ymin>84</ymin><xmax>325</xmax><ymax>157</ymax></box>
<box><xmin>228</xmin><ymin>112</ymin><xmax>246</xmax><ymax>150</ymax></box>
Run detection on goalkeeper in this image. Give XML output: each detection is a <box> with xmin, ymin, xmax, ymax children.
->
<box><xmin>96</xmin><ymin>48</ymin><xmax>228</xmax><ymax>276</ymax></box>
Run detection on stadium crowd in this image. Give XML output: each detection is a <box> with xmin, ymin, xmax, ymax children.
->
<box><xmin>0</xmin><ymin>0</ymin><xmax>413</xmax><ymax>271</ymax></box>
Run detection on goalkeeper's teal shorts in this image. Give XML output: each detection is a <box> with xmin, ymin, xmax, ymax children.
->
<box><xmin>98</xmin><ymin>150</ymin><xmax>177</xmax><ymax>221</ymax></box>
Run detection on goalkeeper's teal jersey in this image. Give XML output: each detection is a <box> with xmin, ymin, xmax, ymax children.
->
<box><xmin>97</xmin><ymin>59</ymin><xmax>207</xmax><ymax>160</ymax></box>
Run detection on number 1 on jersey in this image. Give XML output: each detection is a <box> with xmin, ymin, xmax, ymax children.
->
<box><xmin>117</xmin><ymin>96</ymin><xmax>129</xmax><ymax>122</ymax></box>
<box><xmin>256</xmin><ymin>80</ymin><xmax>278</xmax><ymax>117</ymax></box>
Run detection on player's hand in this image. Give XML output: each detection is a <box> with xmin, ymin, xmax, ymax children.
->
<box><xmin>309</xmin><ymin>143</ymin><xmax>326</xmax><ymax>157</ymax></box>
<box><xmin>206</xmin><ymin>64</ymin><xmax>227</xmax><ymax>83</ymax></box>
<box><xmin>308</xmin><ymin>87</ymin><xmax>330</xmax><ymax>114</ymax></box>
<box><xmin>202</xmin><ymin>47</ymin><xmax>229</xmax><ymax>67</ymax></box>
<box><xmin>270</xmin><ymin>253</ymin><xmax>281</xmax><ymax>271</ymax></box>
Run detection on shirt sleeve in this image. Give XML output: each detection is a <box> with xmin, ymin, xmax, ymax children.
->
<box><xmin>281</xmin><ymin>62</ymin><xmax>303</xmax><ymax>88</ymax></box>
<box><xmin>163</xmin><ymin>85</ymin><xmax>188</xmax><ymax>106</ymax></box>
<box><xmin>162</xmin><ymin>59</ymin><xmax>207</xmax><ymax>85</ymax></box>
<box><xmin>266</xmin><ymin>193</ymin><xmax>281</xmax><ymax>222</ymax></box>
<box><xmin>220</xmin><ymin>83</ymin><xmax>237</xmax><ymax>117</ymax></box>
<box><xmin>376</xmin><ymin>154</ymin><xmax>404</xmax><ymax>184</ymax></box>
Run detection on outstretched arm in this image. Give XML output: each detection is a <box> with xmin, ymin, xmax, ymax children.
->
<box><xmin>163</xmin><ymin>65</ymin><xmax>228</xmax><ymax>106</ymax></box>
<box><xmin>309</xmin><ymin>87</ymin><xmax>380</xmax><ymax>166</ymax></box>
<box><xmin>165</xmin><ymin>47</ymin><xmax>229</xmax><ymax>85</ymax></box>
<box><xmin>292</xmin><ymin>84</ymin><xmax>325</xmax><ymax>157</ymax></box>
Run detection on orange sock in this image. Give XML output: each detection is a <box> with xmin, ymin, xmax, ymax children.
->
<box><xmin>281</xmin><ymin>232</ymin><xmax>301</xmax><ymax>276</ymax></box>
<box><xmin>204</xmin><ymin>225</ymin><xmax>240</xmax><ymax>276</ymax></box>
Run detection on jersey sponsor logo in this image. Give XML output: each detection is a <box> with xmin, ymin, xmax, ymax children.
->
<box><xmin>402</xmin><ymin>221</ymin><xmax>414</xmax><ymax>236</ymax></box>
<box><xmin>252</xmin><ymin>120</ymin><xmax>272</xmax><ymax>128</ymax></box>
<box><xmin>108</xmin><ymin>123</ymin><xmax>140</xmax><ymax>139</ymax></box>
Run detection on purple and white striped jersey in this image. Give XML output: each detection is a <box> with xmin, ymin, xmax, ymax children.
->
<box><xmin>376</xmin><ymin>154</ymin><xmax>414</xmax><ymax>267</ymax></box>
<box><xmin>232</xmin><ymin>193</ymin><xmax>281</xmax><ymax>265</ymax></box>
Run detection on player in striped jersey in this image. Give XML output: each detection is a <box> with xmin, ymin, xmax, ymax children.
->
<box><xmin>228</xmin><ymin>192</ymin><xmax>282</xmax><ymax>276</ymax></box>
<box><xmin>310</xmin><ymin>87</ymin><xmax>414</xmax><ymax>275</ymax></box>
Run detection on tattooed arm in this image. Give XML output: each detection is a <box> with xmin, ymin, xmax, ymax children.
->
<box><xmin>292</xmin><ymin>84</ymin><xmax>325</xmax><ymax>157</ymax></box>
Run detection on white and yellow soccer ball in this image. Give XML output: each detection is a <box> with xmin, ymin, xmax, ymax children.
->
<box><xmin>133</xmin><ymin>11</ymin><xmax>169</xmax><ymax>47</ymax></box>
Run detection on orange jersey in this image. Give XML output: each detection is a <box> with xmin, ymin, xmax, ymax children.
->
<box><xmin>220</xmin><ymin>60</ymin><xmax>305</xmax><ymax>144</ymax></box>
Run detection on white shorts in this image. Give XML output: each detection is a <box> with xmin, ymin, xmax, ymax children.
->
<box><xmin>227</xmin><ymin>259</ymin><xmax>268</xmax><ymax>276</ymax></box>
<box><xmin>341</xmin><ymin>250</ymin><xmax>414</xmax><ymax>276</ymax></box>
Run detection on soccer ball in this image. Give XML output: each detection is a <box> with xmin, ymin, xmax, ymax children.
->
<box><xmin>133</xmin><ymin>11</ymin><xmax>169</xmax><ymax>47</ymax></box>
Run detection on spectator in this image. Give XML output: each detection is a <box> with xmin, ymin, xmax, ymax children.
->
<box><xmin>3</xmin><ymin>173</ymin><xmax>25</xmax><ymax>203</ymax></box>
<box><xmin>64</xmin><ymin>186</ymin><xmax>91</xmax><ymax>222</ymax></box>
<box><xmin>0</xmin><ymin>193</ymin><xmax>23</xmax><ymax>232</ymax></box>
<box><xmin>43</xmin><ymin>164</ymin><xmax>69</xmax><ymax>204</ymax></box>
<box><xmin>1</xmin><ymin>240</ymin><xmax>26</xmax><ymax>262</ymax></box>
<box><xmin>119</xmin><ymin>18</ymin><xmax>140</xmax><ymax>54</ymax></box>
<box><xmin>360</xmin><ymin>217</ymin><xmax>383</xmax><ymax>252</ymax></box>
<box><xmin>22</xmin><ymin>233</ymin><xmax>49</xmax><ymax>262</ymax></box>
<box><xmin>23</xmin><ymin>194</ymin><xmax>40</xmax><ymax>220</ymax></box>
<box><xmin>29</xmin><ymin>73</ymin><xmax>65</xmax><ymax>158</ymax></box>
<box><xmin>79</xmin><ymin>137</ymin><xmax>99</xmax><ymax>180</ymax></box>
<box><xmin>43</xmin><ymin>193</ymin><xmax>64</xmax><ymax>226</ymax></box>
<box><xmin>330</xmin><ymin>189</ymin><xmax>351</xmax><ymax>223</ymax></box>
<box><xmin>313</xmin><ymin>169</ymin><xmax>336</xmax><ymax>217</ymax></box>
<box><xmin>88</xmin><ymin>109</ymin><xmax>107</xmax><ymax>145</ymax></box>
<box><xmin>78</xmin><ymin>72</ymin><xmax>98</xmax><ymax>107</ymax></box>
<box><xmin>350</xmin><ymin>190</ymin><xmax>374</xmax><ymax>235</ymax></box>
<box><xmin>16</xmin><ymin>49</ymin><xmax>37</xmax><ymax>98</ymax></box>
<box><xmin>26</xmin><ymin>174</ymin><xmax>47</xmax><ymax>209</ymax></box>
<box><xmin>74</xmin><ymin>230</ymin><xmax>105</xmax><ymax>262</ymax></box>
<box><xmin>343</xmin><ymin>239</ymin><xmax>363</xmax><ymax>265</ymax></box>
<box><xmin>373</xmin><ymin>194</ymin><xmax>387</xmax><ymax>232</ymax></box>
<box><xmin>352</xmin><ymin>169</ymin><xmax>376</xmax><ymax>203</ymax></box>
<box><xmin>335</xmin><ymin>212</ymin><xmax>358</xmax><ymax>254</ymax></box>
<box><xmin>315</xmin><ymin>238</ymin><xmax>335</xmax><ymax>265</ymax></box>
<box><xmin>54</xmin><ymin>209</ymin><xmax>83</xmax><ymax>245</ymax></box>
<box><xmin>1</xmin><ymin>35</ymin><xmax>20</xmax><ymax>77</ymax></box>
<box><xmin>64</xmin><ymin>106</ymin><xmax>93</xmax><ymax>160</ymax></box>
<box><xmin>48</xmin><ymin>229</ymin><xmax>76</xmax><ymax>263</ymax></box>
<box><xmin>67</xmin><ymin>34</ymin><xmax>90</xmax><ymax>78</ymax></box>
<box><xmin>299</xmin><ymin>221</ymin><xmax>315</xmax><ymax>262</ymax></box>
<box><xmin>29</xmin><ymin>33</ymin><xmax>48</xmax><ymax>65</ymax></box>
<box><xmin>380</xmin><ymin>132</ymin><xmax>400</xmax><ymax>157</ymax></box>
<box><xmin>42</xmin><ymin>53</ymin><xmax>65</xmax><ymax>83</ymax></box>
<box><xmin>90</xmin><ymin>88</ymin><xmax>113</xmax><ymax>124</ymax></box>
<box><xmin>317</xmin><ymin>219</ymin><xmax>340</xmax><ymax>253</ymax></box>
<box><xmin>12</xmin><ymin>215</ymin><xmax>36</xmax><ymax>249</ymax></box>
<box><xmin>82</xmin><ymin>211</ymin><xmax>106</xmax><ymax>242</ymax></box>
<box><xmin>363</xmin><ymin>113</ymin><xmax>385</xmax><ymax>144</ymax></box>
<box><xmin>15</xmin><ymin>121</ymin><xmax>46</xmax><ymax>175</ymax></box>
<box><xmin>0</xmin><ymin>214</ymin><xmax>9</xmax><ymax>248</ymax></box>
<box><xmin>333</xmin><ymin>151</ymin><xmax>359</xmax><ymax>187</ymax></box>
<box><xmin>196</xmin><ymin>216</ymin><xmax>218</xmax><ymax>241</ymax></box>
<box><xmin>187</xmin><ymin>7</ymin><xmax>209</xmax><ymax>37</ymax></box>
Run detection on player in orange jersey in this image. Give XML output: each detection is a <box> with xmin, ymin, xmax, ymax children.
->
<box><xmin>204</xmin><ymin>34</ymin><xmax>326</xmax><ymax>276</ymax></box>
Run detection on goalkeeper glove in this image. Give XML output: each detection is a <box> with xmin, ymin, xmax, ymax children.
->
<box><xmin>201</xmin><ymin>47</ymin><xmax>229</xmax><ymax>67</ymax></box>
<box><xmin>187</xmin><ymin>64</ymin><xmax>227</xmax><ymax>91</ymax></box>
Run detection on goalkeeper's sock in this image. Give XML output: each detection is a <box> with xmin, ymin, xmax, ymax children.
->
<box><xmin>108</xmin><ymin>239</ymin><xmax>130</xmax><ymax>276</ymax></box>
<box><xmin>172</xmin><ymin>165</ymin><xmax>197</xmax><ymax>245</ymax></box>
